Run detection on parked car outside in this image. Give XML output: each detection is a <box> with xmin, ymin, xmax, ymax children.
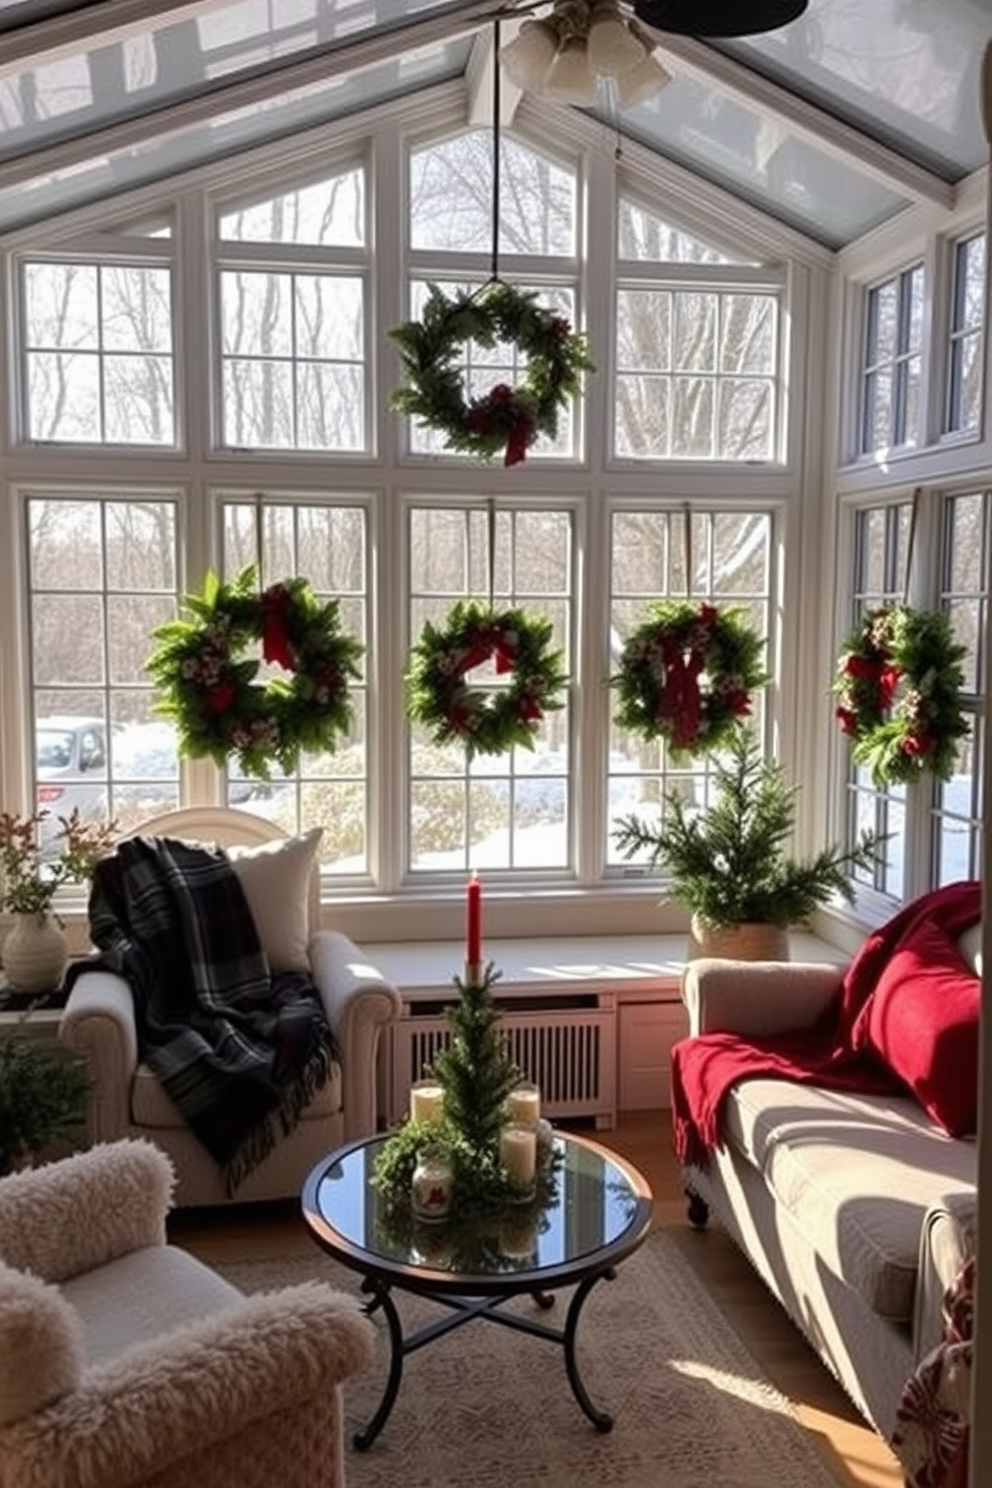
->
<box><xmin>35</xmin><ymin>715</ymin><xmax>111</xmax><ymax>852</ymax></box>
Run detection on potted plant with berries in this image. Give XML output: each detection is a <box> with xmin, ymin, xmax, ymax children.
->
<box><xmin>0</xmin><ymin>808</ymin><xmax>117</xmax><ymax>998</ymax></box>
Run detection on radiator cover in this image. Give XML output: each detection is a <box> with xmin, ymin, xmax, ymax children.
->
<box><xmin>388</xmin><ymin>992</ymin><xmax>617</xmax><ymax>1129</ymax></box>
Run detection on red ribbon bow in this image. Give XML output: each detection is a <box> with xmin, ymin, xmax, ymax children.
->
<box><xmin>261</xmin><ymin>585</ymin><xmax>295</xmax><ymax>671</ymax></box>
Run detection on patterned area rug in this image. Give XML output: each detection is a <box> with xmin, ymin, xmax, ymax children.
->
<box><xmin>218</xmin><ymin>1228</ymin><xmax>843</xmax><ymax>1488</ymax></box>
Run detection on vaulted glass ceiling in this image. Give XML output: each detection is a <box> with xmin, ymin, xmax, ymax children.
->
<box><xmin>0</xmin><ymin>0</ymin><xmax>987</xmax><ymax>246</ymax></box>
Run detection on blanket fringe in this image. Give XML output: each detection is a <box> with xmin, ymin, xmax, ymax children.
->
<box><xmin>224</xmin><ymin>1034</ymin><xmax>336</xmax><ymax>1196</ymax></box>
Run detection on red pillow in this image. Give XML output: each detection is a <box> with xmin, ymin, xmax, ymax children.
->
<box><xmin>860</xmin><ymin>917</ymin><xmax>980</xmax><ymax>1137</ymax></box>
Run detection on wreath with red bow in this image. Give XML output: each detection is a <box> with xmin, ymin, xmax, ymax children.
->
<box><xmin>146</xmin><ymin>565</ymin><xmax>363</xmax><ymax>779</ymax></box>
<box><xmin>406</xmin><ymin>600</ymin><xmax>568</xmax><ymax>757</ymax></box>
<box><xmin>832</xmin><ymin>605</ymin><xmax>968</xmax><ymax>786</ymax></box>
<box><xmin>390</xmin><ymin>281</ymin><xmax>594</xmax><ymax>467</ymax></box>
<box><xmin>611</xmin><ymin>600</ymin><xmax>768</xmax><ymax>761</ymax></box>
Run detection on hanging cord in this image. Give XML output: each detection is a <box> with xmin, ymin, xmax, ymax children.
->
<box><xmin>254</xmin><ymin>491</ymin><xmax>265</xmax><ymax>589</ymax></box>
<box><xmin>487</xmin><ymin>498</ymin><xmax>497</xmax><ymax>608</ymax></box>
<box><xmin>901</xmin><ymin>486</ymin><xmax>921</xmax><ymax>605</ymax></box>
<box><xmin>489</xmin><ymin>17</ymin><xmax>502</xmax><ymax>288</ymax></box>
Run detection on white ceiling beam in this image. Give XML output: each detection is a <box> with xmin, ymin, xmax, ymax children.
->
<box><xmin>654</xmin><ymin>34</ymin><xmax>954</xmax><ymax>211</ymax></box>
<box><xmin>0</xmin><ymin>2</ymin><xmax>501</xmax><ymax>193</ymax></box>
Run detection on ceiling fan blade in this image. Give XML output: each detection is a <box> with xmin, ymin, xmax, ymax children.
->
<box><xmin>631</xmin><ymin>1</ymin><xmax>808</xmax><ymax>37</ymax></box>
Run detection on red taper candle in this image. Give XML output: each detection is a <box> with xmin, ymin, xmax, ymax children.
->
<box><xmin>466</xmin><ymin>872</ymin><xmax>482</xmax><ymax>967</ymax></box>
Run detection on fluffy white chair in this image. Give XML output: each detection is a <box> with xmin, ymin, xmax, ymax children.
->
<box><xmin>59</xmin><ymin>807</ymin><xmax>402</xmax><ymax>1206</ymax></box>
<box><xmin>0</xmin><ymin>1140</ymin><xmax>374</xmax><ymax>1488</ymax></box>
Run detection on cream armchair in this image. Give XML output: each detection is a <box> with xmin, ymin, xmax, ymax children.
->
<box><xmin>0</xmin><ymin>1140</ymin><xmax>373</xmax><ymax>1488</ymax></box>
<box><xmin>59</xmin><ymin>807</ymin><xmax>402</xmax><ymax>1206</ymax></box>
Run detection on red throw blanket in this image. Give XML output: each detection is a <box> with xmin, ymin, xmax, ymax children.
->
<box><xmin>671</xmin><ymin>880</ymin><xmax>983</xmax><ymax>1167</ymax></box>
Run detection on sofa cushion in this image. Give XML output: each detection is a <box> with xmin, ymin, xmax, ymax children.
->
<box><xmin>131</xmin><ymin>1059</ymin><xmax>342</xmax><ymax>1128</ymax></box>
<box><xmin>721</xmin><ymin>1077</ymin><xmax>978</xmax><ymax>1322</ymax></box>
<box><xmin>857</xmin><ymin>918</ymin><xmax>980</xmax><ymax>1138</ymax></box>
<box><xmin>228</xmin><ymin>829</ymin><xmax>322</xmax><ymax>974</ymax></box>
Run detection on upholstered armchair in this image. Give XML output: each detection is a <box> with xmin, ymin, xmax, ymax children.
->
<box><xmin>0</xmin><ymin>1140</ymin><xmax>374</xmax><ymax>1488</ymax></box>
<box><xmin>59</xmin><ymin>807</ymin><xmax>402</xmax><ymax>1206</ymax></box>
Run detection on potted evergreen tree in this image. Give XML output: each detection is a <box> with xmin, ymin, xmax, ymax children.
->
<box><xmin>612</xmin><ymin>725</ymin><xmax>878</xmax><ymax>960</ymax></box>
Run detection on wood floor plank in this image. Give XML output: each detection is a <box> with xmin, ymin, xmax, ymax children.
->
<box><xmin>169</xmin><ymin>1110</ymin><xmax>906</xmax><ymax>1488</ymax></box>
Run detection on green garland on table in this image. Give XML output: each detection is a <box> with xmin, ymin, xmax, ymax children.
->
<box><xmin>611</xmin><ymin>599</ymin><xmax>769</xmax><ymax>762</ymax></box>
<box><xmin>832</xmin><ymin>604</ymin><xmax>969</xmax><ymax>786</ymax></box>
<box><xmin>390</xmin><ymin>281</ymin><xmax>594</xmax><ymax>466</ymax></box>
<box><xmin>406</xmin><ymin>599</ymin><xmax>568</xmax><ymax>758</ymax></box>
<box><xmin>146</xmin><ymin>565</ymin><xmax>363</xmax><ymax>780</ymax></box>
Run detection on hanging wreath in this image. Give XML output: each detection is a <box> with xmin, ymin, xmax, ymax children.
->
<box><xmin>832</xmin><ymin>605</ymin><xmax>969</xmax><ymax>786</ymax></box>
<box><xmin>146</xmin><ymin>565</ymin><xmax>364</xmax><ymax>780</ymax></box>
<box><xmin>611</xmin><ymin>600</ymin><xmax>769</xmax><ymax>761</ymax></box>
<box><xmin>390</xmin><ymin>281</ymin><xmax>594</xmax><ymax>467</ymax></box>
<box><xmin>406</xmin><ymin>600</ymin><xmax>568</xmax><ymax>758</ymax></box>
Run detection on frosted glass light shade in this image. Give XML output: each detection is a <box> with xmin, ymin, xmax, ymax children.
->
<box><xmin>499</xmin><ymin>20</ymin><xmax>560</xmax><ymax>91</ymax></box>
<box><xmin>544</xmin><ymin>38</ymin><xmax>598</xmax><ymax>104</ymax></box>
<box><xmin>616</xmin><ymin>48</ymin><xmax>673</xmax><ymax>107</ymax></box>
<box><xmin>588</xmin><ymin>9</ymin><xmax>647</xmax><ymax>76</ymax></box>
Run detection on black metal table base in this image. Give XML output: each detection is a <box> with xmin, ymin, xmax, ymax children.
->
<box><xmin>353</xmin><ymin>1266</ymin><xmax>617</xmax><ymax>1450</ymax></box>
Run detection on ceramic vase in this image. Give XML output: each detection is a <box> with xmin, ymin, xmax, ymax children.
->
<box><xmin>2</xmin><ymin>911</ymin><xmax>69</xmax><ymax>995</ymax></box>
<box><xmin>687</xmin><ymin>913</ymin><xmax>789</xmax><ymax>963</ymax></box>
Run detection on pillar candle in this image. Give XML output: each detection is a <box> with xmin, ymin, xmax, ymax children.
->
<box><xmin>499</xmin><ymin>1122</ymin><xmax>537</xmax><ymax>1191</ymax></box>
<box><xmin>506</xmin><ymin>1082</ymin><xmax>541</xmax><ymax>1128</ymax></box>
<box><xmin>466</xmin><ymin>872</ymin><xmax>482</xmax><ymax>966</ymax></box>
<box><xmin>410</xmin><ymin>1081</ymin><xmax>445</xmax><ymax>1124</ymax></box>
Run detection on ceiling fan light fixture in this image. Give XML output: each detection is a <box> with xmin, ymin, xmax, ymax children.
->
<box><xmin>499</xmin><ymin>19</ymin><xmax>561</xmax><ymax>91</ymax></box>
<box><xmin>615</xmin><ymin>44</ymin><xmax>673</xmax><ymax>107</ymax></box>
<box><xmin>631</xmin><ymin>0</ymin><xmax>808</xmax><ymax>37</ymax></box>
<box><xmin>587</xmin><ymin>1</ymin><xmax>647</xmax><ymax>77</ymax></box>
<box><xmin>544</xmin><ymin>35</ymin><xmax>598</xmax><ymax>104</ymax></box>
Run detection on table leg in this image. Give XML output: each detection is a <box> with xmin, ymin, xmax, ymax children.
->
<box><xmin>354</xmin><ymin>1277</ymin><xmax>404</xmax><ymax>1451</ymax></box>
<box><xmin>563</xmin><ymin>1267</ymin><xmax>616</xmax><ymax>1432</ymax></box>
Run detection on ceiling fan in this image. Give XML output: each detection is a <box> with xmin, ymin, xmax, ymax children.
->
<box><xmin>631</xmin><ymin>1</ymin><xmax>808</xmax><ymax>36</ymax></box>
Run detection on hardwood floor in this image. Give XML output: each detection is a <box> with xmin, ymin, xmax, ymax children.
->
<box><xmin>170</xmin><ymin>1110</ymin><xmax>906</xmax><ymax>1488</ymax></box>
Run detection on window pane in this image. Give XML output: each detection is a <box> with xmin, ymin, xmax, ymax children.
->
<box><xmin>218</xmin><ymin>166</ymin><xmax>366</xmax><ymax>247</ymax></box>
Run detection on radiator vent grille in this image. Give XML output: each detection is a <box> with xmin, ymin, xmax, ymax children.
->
<box><xmin>389</xmin><ymin>1007</ymin><xmax>616</xmax><ymax>1128</ymax></box>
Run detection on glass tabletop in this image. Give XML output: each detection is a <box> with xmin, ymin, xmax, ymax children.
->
<box><xmin>302</xmin><ymin>1130</ymin><xmax>653</xmax><ymax>1289</ymax></box>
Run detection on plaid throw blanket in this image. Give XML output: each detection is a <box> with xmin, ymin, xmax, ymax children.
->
<box><xmin>75</xmin><ymin>835</ymin><xmax>338</xmax><ymax>1193</ymax></box>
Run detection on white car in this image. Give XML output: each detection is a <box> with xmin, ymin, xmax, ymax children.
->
<box><xmin>35</xmin><ymin>716</ymin><xmax>110</xmax><ymax>847</ymax></box>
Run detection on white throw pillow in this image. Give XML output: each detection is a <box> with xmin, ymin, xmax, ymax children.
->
<box><xmin>228</xmin><ymin>829</ymin><xmax>323</xmax><ymax>975</ymax></box>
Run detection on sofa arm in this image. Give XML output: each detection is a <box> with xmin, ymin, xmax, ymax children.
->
<box><xmin>913</xmin><ymin>1190</ymin><xmax>978</xmax><ymax>1362</ymax></box>
<box><xmin>308</xmin><ymin>930</ymin><xmax>402</xmax><ymax>1140</ymax></box>
<box><xmin>0</xmin><ymin>1141</ymin><xmax>173</xmax><ymax>1284</ymax></box>
<box><xmin>681</xmin><ymin>958</ymin><xmax>844</xmax><ymax>1038</ymax></box>
<box><xmin>59</xmin><ymin>970</ymin><xmax>139</xmax><ymax>1145</ymax></box>
<box><xmin>0</xmin><ymin>1284</ymin><xmax>375</xmax><ymax>1488</ymax></box>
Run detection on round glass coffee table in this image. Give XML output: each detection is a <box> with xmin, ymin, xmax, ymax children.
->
<box><xmin>301</xmin><ymin>1129</ymin><xmax>653</xmax><ymax>1450</ymax></box>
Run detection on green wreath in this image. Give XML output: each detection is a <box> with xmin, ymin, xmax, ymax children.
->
<box><xmin>832</xmin><ymin>604</ymin><xmax>969</xmax><ymax>786</ymax></box>
<box><xmin>611</xmin><ymin>600</ymin><xmax>769</xmax><ymax>761</ymax></box>
<box><xmin>406</xmin><ymin>600</ymin><xmax>568</xmax><ymax>758</ymax></box>
<box><xmin>390</xmin><ymin>280</ymin><xmax>594</xmax><ymax>467</ymax></box>
<box><xmin>147</xmin><ymin>565</ymin><xmax>363</xmax><ymax>780</ymax></box>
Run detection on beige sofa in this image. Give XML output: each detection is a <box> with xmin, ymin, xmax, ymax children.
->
<box><xmin>680</xmin><ymin>934</ymin><xmax>980</xmax><ymax>1439</ymax></box>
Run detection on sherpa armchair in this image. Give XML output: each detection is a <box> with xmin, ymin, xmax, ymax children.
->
<box><xmin>0</xmin><ymin>1140</ymin><xmax>374</xmax><ymax>1488</ymax></box>
<box><xmin>59</xmin><ymin>807</ymin><xmax>402</xmax><ymax>1206</ymax></box>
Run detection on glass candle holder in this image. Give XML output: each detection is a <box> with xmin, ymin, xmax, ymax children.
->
<box><xmin>411</xmin><ymin>1151</ymin><xmax>453</xmax><ymax>1222</ymax></box>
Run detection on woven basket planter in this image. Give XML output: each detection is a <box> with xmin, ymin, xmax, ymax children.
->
<box><xmin>687</xmin><ymin>914</ymin><xmax>789</xmax><ymax>963</ymax></box>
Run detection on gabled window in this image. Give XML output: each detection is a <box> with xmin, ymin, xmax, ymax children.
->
<box><xmin>614</xmin><ymin>194</ymin><xmax>780</xmax><ymax>462</ymax></box>
<box><xmin>215</xmin><ymin>164</ymin><xmax>369</xmax><ymax>452</ymax></box>
<box><xmin>22</xmin><ymin>260</ymin><xmax>174</xmax><ymax>445</ymax></box>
